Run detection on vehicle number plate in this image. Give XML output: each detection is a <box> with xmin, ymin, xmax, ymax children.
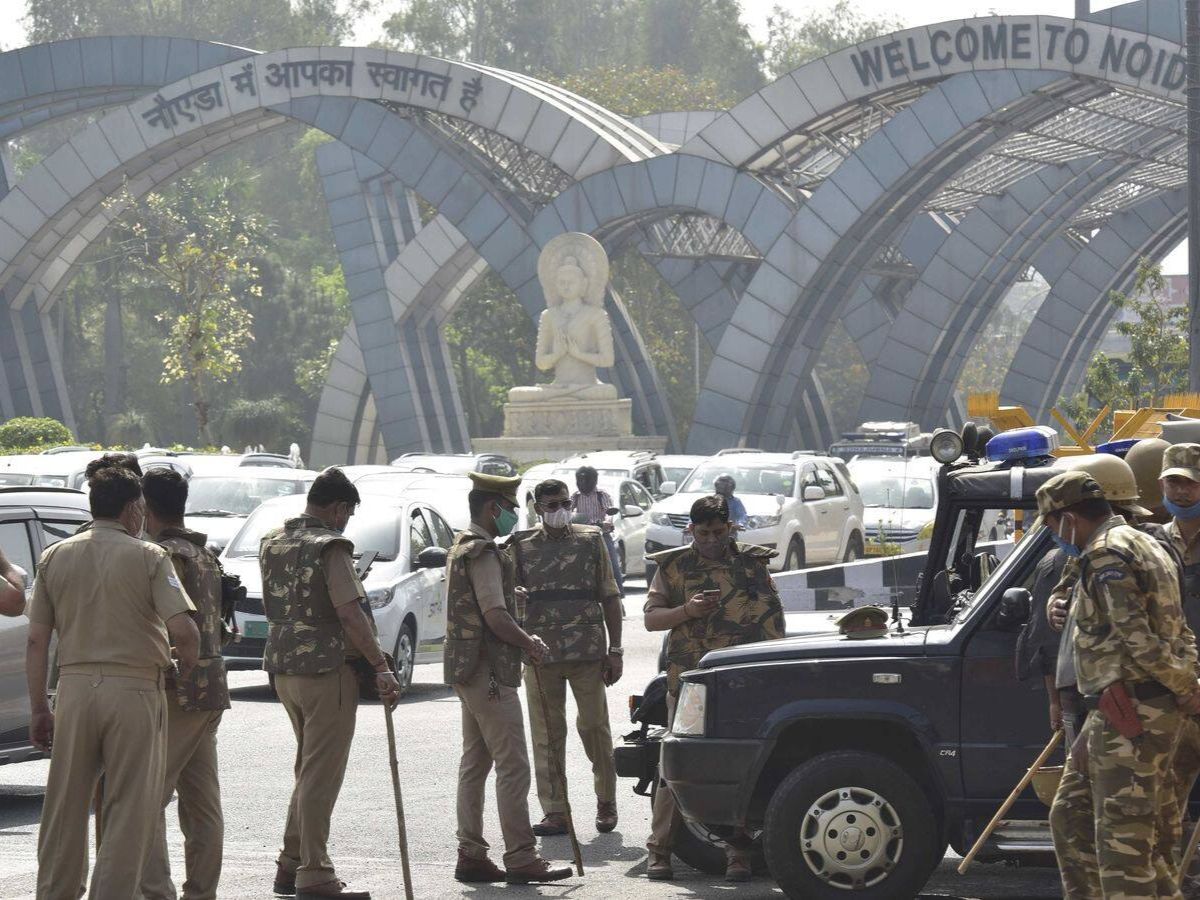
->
<box><xmin>244</xmin><ymin>619</ymin><xmax>268</xmax><ymax>639</ymax></box>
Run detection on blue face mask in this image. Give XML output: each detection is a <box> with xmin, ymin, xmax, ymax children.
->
<box><xmin>1050</xmin><ymin>515</ymin><xmax>1081</xmax><ymax>558</ymax></box>
<box><xmin>1165</xmin><ymin>497</ymin><xmax>1200</xmax><ymax>520</ymax></box>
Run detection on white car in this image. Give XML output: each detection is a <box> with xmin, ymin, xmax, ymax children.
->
<box><xmin>185</xmin><ymin>468</ymin><xmax>318</xmax><ymax>553</ymax></box>
<box><xmin>849</xmin><ymin>455</ymin><xmax>1008</xmax><ymax>555</ymax></box>
<box><xmin>655</xmin><ymin>454</ymin><xmax>708</xmax><ymax>490</ymax></box>
<box><xmin>219</xmin><ymin>494</ymin><xmax>454</xmax><ymax>696</ymax></box>
<box><xmin>557</xmin><ymin>450</ymin><xmax>667</xmax><ymax>497</ymax></box>
<box><xmin>644</xmin><ymin>452</ymin><xmax>866</xmax><ymax>571</ymax></box>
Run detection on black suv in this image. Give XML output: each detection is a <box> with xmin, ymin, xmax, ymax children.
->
<box><xmin>619</xmin><ymin>433</ymin><xmax>1092</xmax><ymax>898</ymax></box>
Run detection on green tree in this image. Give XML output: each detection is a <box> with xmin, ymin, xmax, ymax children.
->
<box><xmin>550</xmin><ymin>65</ymin><xmax>735</xmax><ymax>117</ymax></box>
<box><xmin>1058</xmin><ymin>257</ymin><xmax>1187</xmax><ymax>433</ymax></box>
<box><xmin>763</xmin><ymin>0</ymin><xmax>902</xmax><ymax>77</ymax></box>
<box><xmin>107</xmin><ymin>178</ymin><xmax>265</xmax><ymax>445</ymax></box>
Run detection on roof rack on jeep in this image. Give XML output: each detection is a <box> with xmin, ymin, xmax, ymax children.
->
<box><xmin>714</xmin><ymin>448</ymin><xmax>765</xmax><ymax>455</ymax></box>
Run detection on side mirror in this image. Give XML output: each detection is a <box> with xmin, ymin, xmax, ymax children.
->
<box><xmin>416</xmin><ymin>546</ymin><xmax>448</xmax><ymax>570</ymax></box>
<box><xmin>803</xmin><ymin>485</ymin><xmax>826</xmax><ymax>501</ymax></box>
<box><xmin>659</xmin><ymin>481</ymin><xmax>677</xmax><ymax>496</ymax></box>
<box><xmin>623</xmin><ymin>504</ymin><xmax>644</xmax><ymax>518</ymax></box>
<box><xmin>995</xmin><ymin>587</ymin><xmax>1032</xmax><ymax>629</ymax></box>
<box><xmin>606</xmin><ymin>506</ymin><xmax>620</xmax><ymax>516</ymax></box>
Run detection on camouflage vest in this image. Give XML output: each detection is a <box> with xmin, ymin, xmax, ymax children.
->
<box><xmin>1167</xmin><ymin>521</ymin><xmax>1200</xmax><ymax>642</ymax></box>
<box><xmin>259</xmin><ymin>515</ymin><xmax>351</xmax><ymax>676</ymax></box>
<box><xmin>511</xmin><ymin>525</ymin><xmax>608</xmax><ymax>664</ymax></box>
<box><xmin>160</xmin><ymin>528</ymin><xmax>230</xmax><ymax>712</ymax></box>
<box><xmin>444</xmin><ymin>529</ymin><xmax>523</xmax><ymax>688</ymax></box>
<box><xmin>651</xmin><ymin>540</ymin><xmax>785</xmax><ymax>692</ymax></box>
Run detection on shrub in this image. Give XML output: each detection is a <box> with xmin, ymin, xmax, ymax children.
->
<box><xmin>107</xmin><ymin>411</ymin><xmax>154</xmax><ymax>448</ymax></box>
<box><xmin>220</xmin><ymin>397</ymin><xmax>303</xmax><ymax>452</ymax></box>
<box><xmin>0</xmin><ymin>416</ymin><xmax>75</xmax><ymax>450</ymax></box>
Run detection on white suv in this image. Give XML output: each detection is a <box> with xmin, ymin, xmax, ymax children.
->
<box><xmin>645</xmin><ymin>451</ymin><xmax>865</xmax><ymax>571</ymax></box>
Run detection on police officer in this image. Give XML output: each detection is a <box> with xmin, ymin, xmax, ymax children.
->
<box><xmin>511</xmin><ymin>478</ymin><xmax>622</xmax><ymax>837</ymax></box>
<box><xmin>1159</xmin><ymin>443</ymin><xmax>1200</xmax><ymax>890</ymax></box>
<box><xmin>1040</xmin><ymin>471</ymin><xmax>1200</xmax><ymax>899</ymax></box>
<box><xmin>139</xmin><ymin>468</ymin><xmax>229</xmax><ymax>900</ymax></box>
<box><xmin>25</xmin><ymin>463</ymin><xmax>199</xmax><ymax>899</ymax></box>
<box><xmin>446</xmin><ymin>473</ymin><xmax>571</xmax><ymax>885</ymax></box>
<box><xmin>643</xmin><ymin>494</ymin><xmax>785</xmax><ymax>882</ymax></box>
<box><xmin>260</xmin><ymin>467</ymin><xmax>399</xmax><ymax>900</ymax></box>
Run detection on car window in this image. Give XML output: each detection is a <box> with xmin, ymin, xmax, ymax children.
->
<box><xmin>38</xmin><ymin>519</ymin><xmax>87</xmax><ymax>549</ymax></box>
<box><xmin>682</xmin><ymin>462</ymin><xmax>796</xmax><ymax>497</ymax></box>
<box><xmin>410</xmin><ymin>509</ymin><xmax>433</xmax><ymax>557</ymax></box>
<box><xmin>427</xmin><ymin>508</ymin><xmax>456</xmax><ymax>548</ymax></box>
<box><xmin>801</xmin><ymin>465</ymin><xmax>820</xmax><ymax>490</ymax></box>
<box><xmin>816</xmin><ymin>465</ymin><xmax>842</xmax><ymax>497</ymax></box>
<box><xmin>619</xmin><ymin>482</ymin><xmax>637</xmax><ymax>509</ymax></box>
<box><xmin>0</xmin><ymin>519</ymin><xmax>35</xmax><ymax>578</ymax></box>
<box><xmin>186</xmin><ymin>475</ymin><xmax>308</xmax><ymax>517</ymax></box>
<box><xmin>630</xmin><ymin>482</ymin><xmax>653</xmax><ymax>510</ymax></box>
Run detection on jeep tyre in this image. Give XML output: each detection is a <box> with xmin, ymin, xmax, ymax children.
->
<box><xmin>763</xmin><ymin>751</ymin><xmax>939</xmax><ymax>899</ymax></box>
<box><xmin>783</xmin><ymin>536</ymin><xmax>805</xmax><ymax>571</ymax></box>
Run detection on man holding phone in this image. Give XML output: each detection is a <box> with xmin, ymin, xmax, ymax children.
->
<box><xmin>643</xmin><ymin>494</ymin><xmax>785</xmax><ymax>883</ymax></box>
<box><xmin>510</xmin><ymin>479</ymin><xmax>623</xmax><ymax>837</ymax></box>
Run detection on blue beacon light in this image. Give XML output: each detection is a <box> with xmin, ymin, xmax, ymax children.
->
<box><xmin>1096</xmin><ymin>438</ymin><xmax>1139</xmax><ymax>458</ymax></box>
<box><xmin>984</xmin><ymin>426</ymin><xmax>1060</xmax><ymax>463</ymax></box>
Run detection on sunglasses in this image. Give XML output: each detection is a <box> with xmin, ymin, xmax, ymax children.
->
<box><xmin>540</xmin><ymin>499</ymin><xmax>574</xmax><ymax>512</ymax></box>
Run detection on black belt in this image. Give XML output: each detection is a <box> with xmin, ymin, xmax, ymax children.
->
<box><xmin>1081</xmin><ymin>680</ymin><xmax>1173</xmax><ymax>710</ymax></box>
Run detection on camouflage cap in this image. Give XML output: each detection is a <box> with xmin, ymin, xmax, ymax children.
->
<box><xmin>1035</xmin><ymin>470</ymin><xmax>1107</xmax><ymax>518</ymax></box>
<box><xmin>468</xmin><ymin>471</ymin><xmax>521</xmax><ymax>505</ymax></box>
<box><xmin>837</xmin><ymin>605</ymin><xmax>889</xmax><ymax>640</ymax></box>
<box><xmin>1161</xmin><ymin>442</ymin><xmax>1200</xmax><ymax>483</ymax></box>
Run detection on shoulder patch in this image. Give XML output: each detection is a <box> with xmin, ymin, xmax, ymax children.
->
<box><xmin>166</xmin><ymin>572</ymin><xmax>183</xmax><ymax>590</ymax></box>
<box><xmin>1092</xmin><ymin>566</ymin><xmax>1126</xmax><ymax>584</ymax></box>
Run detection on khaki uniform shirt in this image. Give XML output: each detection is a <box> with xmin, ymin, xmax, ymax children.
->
<box><xmin>1168</xmin><ymin>519</ymin><xmax>1200</xmax><ymax>566</ymax></box>
<box><xmin>466</xmin><ymin>523</ymin><xmax>508</xmax><ymax>615</ymax></box>
<box><xmin>29</xmin><ymin>520</ymin><xmax>194</xmax><ymax>672</ymax></box>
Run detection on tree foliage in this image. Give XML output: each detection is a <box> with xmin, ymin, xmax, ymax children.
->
<box><xmin>763</xmin><ymin>1</ymin><xmax>902</xmax><ymax>77</ymax></box>
<box><xmin>0</xmin><ymin>417</ymin><xmax>75</xmax><ymax>450</ymax></box>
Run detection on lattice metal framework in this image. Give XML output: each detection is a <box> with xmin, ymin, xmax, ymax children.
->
<box><xmin>639</xmin><ymin>213</ymin><xmax>760</xmax><ymax>261</ymax></box>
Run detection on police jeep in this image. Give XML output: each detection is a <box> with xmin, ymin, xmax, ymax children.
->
<box><xmin>616</xmin><ymin>424</ymin><xmax>1087</xmax><ymax>896</ymax></box>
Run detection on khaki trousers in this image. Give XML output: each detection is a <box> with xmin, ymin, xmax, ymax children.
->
<box><xmin>140</xmin><ymin>706</ymin><xmax>224</xmax><ymax>900</ymax></box>
<box><xmin>647</xmin><ymin>692</ymin><xmax>680</xmax><ymax>857</ymax></box>
<box><xmin>38</xmin><ymin>671</ymin><xmax>167</xmax><ymax>900</ymax></box>
<box><xmin>523</xmin><ymin>659</ymin><xmax>616</xmax><ymax>815</ymax></box>
<box><xmin>454</xmin><ymin>668</ymin><xmax>538</xmax><ymax>869</ymax></box>
<box><xmin>275</xmin><ymin>665</ymin><xmax>358</xmax><ymax>890</ymax></box>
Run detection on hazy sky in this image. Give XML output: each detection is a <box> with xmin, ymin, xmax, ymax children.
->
<box><xmin>0</xmin><ymin>0</ymin><xmax>1183</xmax><ymax>271</ymax></box>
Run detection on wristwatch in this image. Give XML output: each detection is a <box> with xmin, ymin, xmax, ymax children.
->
<box><xmin>608</xmin><ymin>646</ymin><xmax>624</xmax><ymax>656</ymax></box>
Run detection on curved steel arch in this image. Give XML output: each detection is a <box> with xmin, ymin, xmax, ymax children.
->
<box><xmin>1001</xmin><ymin>188</ymin><xmax>1186</xmax><ymax>418</ymax></box>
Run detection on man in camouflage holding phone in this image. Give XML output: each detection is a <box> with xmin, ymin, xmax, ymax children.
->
<box><xmin>642</xmin><ymin>494</ymin><xmax>784</xmax><ymax>883</ymax></box>
<box><xmin>1040</xmin><ymin>470</ymin><xmax>1200</xmax><ymax>899</ymax></box>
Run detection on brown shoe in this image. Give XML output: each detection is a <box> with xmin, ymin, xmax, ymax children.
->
<box><xmin>295</xmin><ymin>881</ymin><xmax>370</xmax><ymax>899</ymax></box>
<box><xmin>596</xmin><ymin>800</ymin><xmax>618</xmax><ymax>833</ymax></box>
<box><xmin>532</xmin><ymin>812</ymin><xmax>569</xmax><ymax>836</ymax></box>
<box><xmin>455</xmin><ymin>851</ymin><xmax>506</xmax><ymax>883</ymax></box>
<box><xmin>505</xmin><ymin>857</ymin><xmax>573</xmax><ymax>883</ymax></box>
<box><xmin>725</xmin><ymin>851</ymin><xmax>752</xmax><ymax>883</ymax></box>
<box><xmin>273</xmin><ymin>865</ymin><xmax>296</xmax><ymax>895</ymax></box>
<box><xmin>647</xmin><ymin>852</ymin><xmax>674</xmax><ymax>880</ymax></box>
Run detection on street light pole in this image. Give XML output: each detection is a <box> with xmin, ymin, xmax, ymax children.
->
<box><xmin>1190</xmin><ymin>0</ymin><xmax>1200</xmax><ymax>390</ymax></box>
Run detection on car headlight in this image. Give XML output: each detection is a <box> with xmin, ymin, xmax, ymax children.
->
<box><xmin>672</xmin><ymin>681</ymin><xmax>707</xmax><ymax>736</ymax></box>
<box><xmin>367</xmin><ymin>587</ymin><xmax>395</xmax><ymax>609</ymax></box>
<box><xmin>650</xmin><ymin>512</ymin><xmax>675</xmax><ymax>526</ymax></box>
<box><xmin>745</xmin><ymin>514</ymin><xmax>781</xmax><ymax>530</ymax></box>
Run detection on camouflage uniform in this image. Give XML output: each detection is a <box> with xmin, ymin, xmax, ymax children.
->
<box><xmin>141</xmin><ymin>527</ymin><xmax>229</xmax><ymax>900</ymax></box>
<box><xmin>445</xmin><ymin>524</ymin><xmax>538</xmax><ymax>869</ymax></box>
<box><xmin>510</xmin><ymin>523</ymin><xmax>620</xmax><ymax>816</ymax></box>
<box><xmin>259</xmin><ymin>514</ymin><xmax>368</xmax><ymax>893</ymax></box>
<box><xmin>643</xmin><ymin>539</ymin><xmax>785</xmax><ymax>859</ymax></box>
<box><xmin>1041</xmin><ymin>473</ymin><xmax>1198</xmax><ymax>900</ymax></box>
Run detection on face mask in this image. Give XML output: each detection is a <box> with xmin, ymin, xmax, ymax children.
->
<box><xmin>1165</xmin><ymin>497</ymin><xmax>1200</xmax><ymax>520</ymax></box>
<box><xmin>543</xmin><ymin>508</ymin><xmax>571</xmax><ymax>530</ymax></box>
<box><xmin>495</xmin><ymin>506</ymin><xmax>519</xmax><ymax>536</ymax></box>
<box><xmin>1051</xmin><ymin>516</ymin><xmax>1081</xmax><ymax>558</ymax></box>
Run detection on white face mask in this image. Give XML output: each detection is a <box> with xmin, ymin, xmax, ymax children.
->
<box><xmin>543</xmin><ymin>508</ymin><xmax>571</xmax><ymax>530</ymax></box>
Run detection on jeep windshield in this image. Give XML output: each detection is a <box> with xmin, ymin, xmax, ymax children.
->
<box><xmin>857</xmin><ymin>475</ymin><xmax>934</xmax><ymax>509</ymax></box>
<box><xmin>186</xmin><ymin>475</ymin><xmax>311</xmax><ymax>517</ymax></box>
<box><xmin>680</xmin><ymin>463</ymin><xmax>795</xmax><ymax>496</ymax></box>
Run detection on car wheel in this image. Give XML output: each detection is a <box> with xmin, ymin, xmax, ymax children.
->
<box><xmin>843</xmin><ymin>533</ymin><xmax>863</xmax><ymax>563</ymax></box>
<box><xmin>649</xmin><ymin>777</ymin><xmax>767</xmax><ymax>875</ymax></box>
<box><xmin>764</xmin><ymin>750</ymin><xmax>939</xmax><ymax>899</ymax></box>
<box><xmin>784</xmin><ymin>537</ymin><xmax>805</xmax><ymax>571</ymax></box>
<box><xmin>393</xmin><ymin>623</ymin><xmax>416</xmax><ymax>698</ymax></box>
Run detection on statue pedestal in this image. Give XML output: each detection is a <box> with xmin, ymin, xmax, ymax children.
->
<box><xmin>472</xmin><ymin>395</ymin><xmax>667</xmax><ymax>463</ymax></box>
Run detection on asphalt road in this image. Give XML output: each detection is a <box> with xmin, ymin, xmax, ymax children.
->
<box><xmin>0</xmin><ymin>578</ymin><xmax>1063</xmax><ymax>899</ymax></box>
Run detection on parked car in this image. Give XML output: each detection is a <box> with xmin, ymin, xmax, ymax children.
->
<box><xmin>353</xmin><ymin>471</ymin><xmax>475</xmax><ymax>531</ymax></box>
<box><xmin>389</xmin><ymin>452</ymin><xmax>517</xmax><ymax>477</ymax></box>
<box><xmin>219</xmin><ymin>494</ymin><xmax>453</xmax><ymax>696</ymax></box>
<box><xmin>0</xmin><ymin>451</ymin><xmax>103</xmax><ymax>489</ymax></box>
<box><xmin>0</xmin><ymin>486</ymin><xmax>92</xmax><ymax>765</ymax></box>
<box><xmin>849</xmin><ymin>455</ymin><xmax>1008</xmax><ymax>556</ymax></box>
<box><xmin>655</xmin><ymin>454</ymin><xmax>708</xmax><ymax>489</ymax></box>
<box><xmin>185</xmin><ymin>468</ymin><xmax>318</xmax><ymax>554</ymax></box>
<box><xmin>645</xmin><ymin>452</ymin><xmax>865</xmax><ymax>571</ymax></box>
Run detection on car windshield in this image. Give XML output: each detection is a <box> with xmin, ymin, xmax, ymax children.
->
<box><xmin>186</xmin><ymin>476</ymin><xmax>308</xmax><ymax>517</ymax></box>
<box><xmin>0</xmin><ymin>472</ymin><xmax>34</xmax><ymax>485</ymax></box>
<box><xmin>225</xmin><ymin>505</ymin><xmax>401</xmax><ymax>561</ymax></box>
<box><xmin>662</xmin><ymin>467</ymin><xmax>696</xmax><ymax>484</ymax></box>
<box><xmin>553</xmin><ymin>467</ymin><xmax>628</xmax><ymax>481</ymax></box>
<box><xmin>681</xmin><ymin>463</ymin><xmax>795</xmax><ymax>496</ymax></box>
<box><xmin>855</xmin><ymin>474</ymin><xmax>934</xmax><ymax>509</ymax></box>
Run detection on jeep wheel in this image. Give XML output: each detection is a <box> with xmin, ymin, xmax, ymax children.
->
<box><xmin>649</xmin><ymin>781</ymin><xmax>766</xmax><ymax>875</ymax></box>
<box><xmin>783</xmin><ymin>537</ymin><xmax>805</xmax><ymax>571</ymax></box>
<box><xmin>764</xmin><ymin>751</ymin><xmax>938</xmax><ymax>899</ymax></box>
<box><xmin>843</xmin><ymin>533</ymin><xmax>863</xmax><ymax>563</ymax></box>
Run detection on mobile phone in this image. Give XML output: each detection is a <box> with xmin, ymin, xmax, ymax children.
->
<box><xmin>703</xmin><ymin>589</ymin><xmax>720</xmax><ymax>601</ymax></box>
